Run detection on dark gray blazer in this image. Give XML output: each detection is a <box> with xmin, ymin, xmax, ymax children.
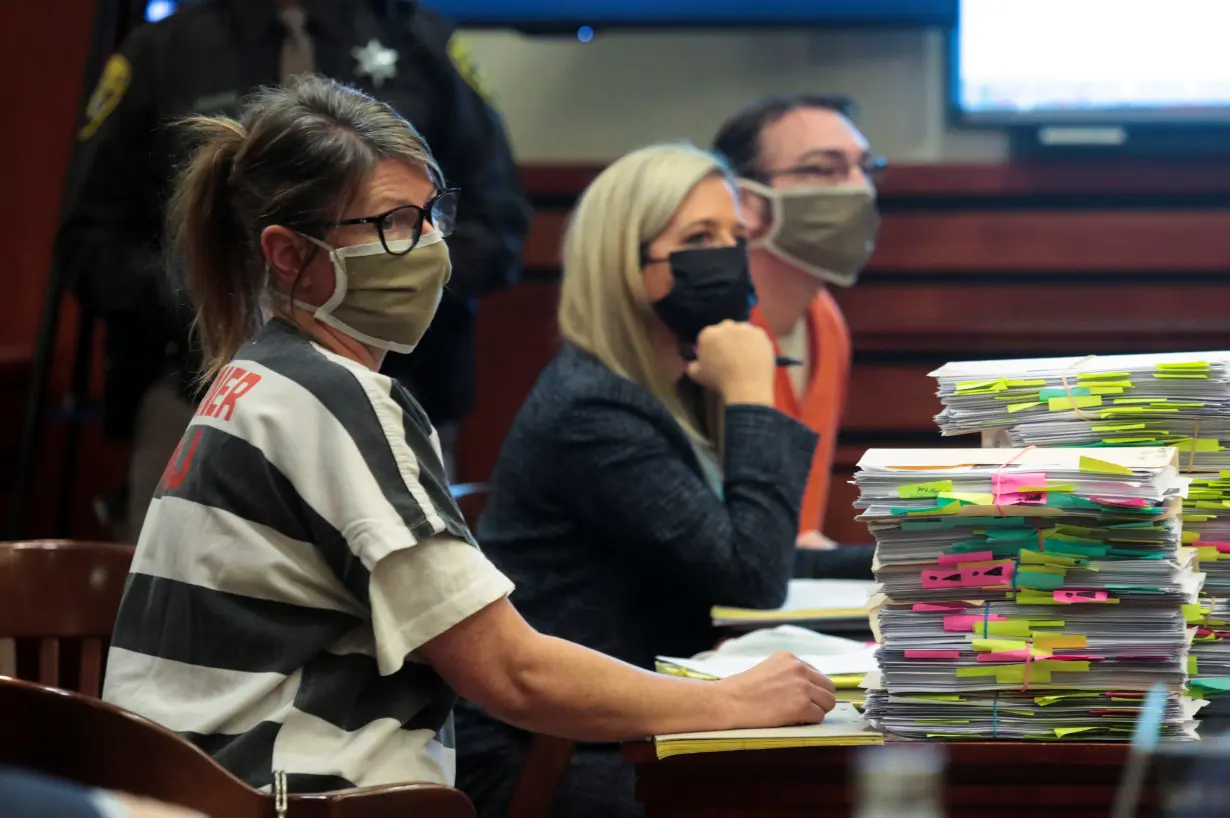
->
<box><xmin>475</xmin><ymin>343</ymin><xmax>819</xmax><ymax>669</ymax></box>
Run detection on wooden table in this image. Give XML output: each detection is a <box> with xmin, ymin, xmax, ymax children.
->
<box><xmin>623</xmin><ymin>741</ymin><xmax>1157</xmax><ymax>818</ymax></box>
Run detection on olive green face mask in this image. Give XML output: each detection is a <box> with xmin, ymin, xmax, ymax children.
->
<box><xmin>297</xmin><ymin>230</ymin><xmax>452</xmax><ymax>354</ymax></box>
<box><xmin>739</xmin><ymin>180</ymin><xmax>881</xmax><ymax>287</ymax></box>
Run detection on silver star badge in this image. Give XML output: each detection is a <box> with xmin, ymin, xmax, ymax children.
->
<box><xmin>352</xmin><ymin>39</ymin><xmax>398</xmax><ymax>88</ymax></box>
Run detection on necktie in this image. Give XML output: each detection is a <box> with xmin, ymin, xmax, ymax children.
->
<box><xmin>277</xmin><ymin>5</ymin><xmax>316</xmax><ymax>84</ymax></box>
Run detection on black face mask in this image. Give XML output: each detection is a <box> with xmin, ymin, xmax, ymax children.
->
<box><xmin>649</xmin><ymin>242</ymin><xmax>756</xmax><ymax>348</ymax></box>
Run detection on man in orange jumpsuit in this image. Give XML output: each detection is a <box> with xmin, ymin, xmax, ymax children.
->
<box><xmin>715</xmin><ymin>94</ymin><xmax>881</xmax><ymax>573</ymax></box>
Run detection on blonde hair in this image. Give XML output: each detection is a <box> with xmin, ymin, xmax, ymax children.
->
<box><xmin>558</xmin><ymin>143</ymin><xmax>733</xmax><ymax>439</ymax></box>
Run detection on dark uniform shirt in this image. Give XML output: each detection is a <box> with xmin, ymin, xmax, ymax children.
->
<box><xmin>57</xmin><ymin>0</ymin><xmax>530</xmax><ymax>438</ymax></box>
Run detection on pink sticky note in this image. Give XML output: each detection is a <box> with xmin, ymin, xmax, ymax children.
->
<box><xmin>1090</xmin><ymin>496</ymin><xmax>1148</xmax><ymax>508</ymax></box>
<box><xmin>905</xmin><ymin>650</ymin><xmax>960</xmax><ymax>660</ymax></box>
<box><xmin>921</xmin><ymin>561</ymin><xmax>1014</xmax><ymax>589</ymax></box>
<box><xmin>961</xmin><ymin>561</ymin><xmax>1014</xmax><ymax>587</ymax></box>
<box><xmin>993</xmin><ymin>472</ymin><xmax>1048</xmax><ymax>505</ymax></box>
<box><xmin>914</xmin><ymin>602</ymin><xmax>971</xmax><ymax>612</ymax></box>
<box><xmin>938</xmin><ymin>551</ymin><xmax>993</xmax><ymax>566</ymax></box>
<box><xmin>977</xmin><ymin>650</ymin><xmax>1034</xmax><ymax>663</ymax></box>
<box><xmin>1054</xmin><ymin>589</ymin><xmax>1110</xmax><ymax>604</ymax></box>
<box><xmin>943</xmin><ymin>614</ymin><xmax>1007</xmax><ymax>632</ymax></box>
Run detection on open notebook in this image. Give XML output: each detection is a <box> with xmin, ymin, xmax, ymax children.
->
<box><xmin>653</xmin><ymin>703</ymin><xmax>883</xmax><ymax>758</ymax></box>
<box><xmin>712</xmin><ymin>579</ymin><xmax>875</xmax><ymax>630</ymax></box>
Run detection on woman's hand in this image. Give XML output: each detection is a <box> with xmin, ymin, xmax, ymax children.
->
<box><xmin>716</xmin><ymin>651</ymin><xmax>838</xmax><ymax>728</ymax></box>
<box><xmin>686</xmin><ymin>320</ymin><xmax>776</xmax><ymax>406</ymax></box>
<box><xmin>797</xmin><ymin>530</ymin><xmax>837</xmax><ymax>550</ymax></box>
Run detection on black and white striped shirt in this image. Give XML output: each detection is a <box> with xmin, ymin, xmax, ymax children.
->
<box><xmin>103</xmin><ymin>319</ymin><xmax>513</xmax><ymax>793</ymax></box>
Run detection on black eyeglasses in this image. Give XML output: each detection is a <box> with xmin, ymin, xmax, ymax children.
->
<box><xmin>312</xmin><ymin>188</ymin><xmax>460</xmax><ymax>255</ymax></box>
<box><xmin>764</xmin><ymin>152</ymin><xmax>888</xmax><ymax>187</ymax></box>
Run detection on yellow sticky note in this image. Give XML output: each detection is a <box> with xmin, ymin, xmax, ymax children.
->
<box><xmin>1020</xmin><ymin>550</ymin><xmax>1080</xmax><ymax>568</ymax></box>
<box><xmin>897</xmin><ymin>480</ymin><xmax>954</xmax><ymax>499</ymax></box>
<box><xmin>1183</xmin><ymin>530</ymin><xmax>1202</xmax><ymax>544</ymax></box>
<box><xmin>1007</xmin><ymin>401</ymin><xmax>1043</xmax><ymax>413</ymax></box>
<box><xmin>1198</xmin><ymin>546</ymin><xmax>1221</xmax><ymax>563</ymax></box>
<box><xmin>1092</xmin><ymin>423</ymin><xmax>1147</xmax><ymax>432</ymax></box>
<box><xmin>1174</xmin><ymin>438</ymin><xmax>1222</xmax><ymax>453</ymax></box>
<box><xmin>1014</xmin><ymin>589</ymin><xmax>1064</xmax><ymax>606</ymax></box>
<box><xmin>1034</xmin><ymin>633</ymin><xmax>1088</xmax><ymax>650</ymax></box>
<box><xmin>1079</xmin><ymin>456</ymin><xmax>1134</xmax><ymax>476</ymax></box>
<box><xmin>940</xmin><ymin>491</ymin><xmax>996</xmax><ymax>505</ymax></box>
<box><xmin>984</xmin><ymin>620</ymin><xmax>1034</xmax><ymax>638</ymax></box>
<box><xmin>1048</xmin><ymin>395</ymin><xmax>1104</xmax><ymax>412</ymax></box>
<box><xmin>1156</xmin><ymin>361</ymin><xmax>1210</xmax><ymax>370</ymax></box>
<box><xmin>956</xmin><ymin>379</ymin><xmax>1007</xmax><ymax>393</ymax></box>
<box><xmin>1182</xmin><ymin>604</ymin><xmax>1207</xmax><ymax>625</ymax></box>
<box><xmin>972</xmin><ymin>638</ymin><xmax>1028</xmax><ymax>653</ymax></box>
<box><xmin>1077</xmin><ymin>372</ymin><xmax>1131</xmax><ymax>380</ymax></box>
<box><xmin>1189</xmin><ymin>655</ymin><xmax>1199</xmax><ymax>675</ymax></box>
<box><xmin>1055</xmin><ymin>727</ymin><xmax>1100</xmax><ymax>738</ymax></box>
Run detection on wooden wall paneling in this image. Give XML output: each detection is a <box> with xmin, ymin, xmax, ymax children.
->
<box><xmin>869</xmin><ymin>211</ymin><xmax>1230</xmax><ymax>272</ymax></box>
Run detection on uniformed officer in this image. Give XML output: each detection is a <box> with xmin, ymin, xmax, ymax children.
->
<box><xmin>56</xmin><ymin>0</ymin><xmax>531</xmax><ymax>542</ymax></box>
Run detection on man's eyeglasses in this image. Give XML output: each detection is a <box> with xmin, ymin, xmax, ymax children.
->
<box><xmin>313</xmin><ymin>188</ymin><xmax>460</xmax><ymax>255</ymax></box>
<box><xmin>764</xmin><ymin>153</ymin><xmax>888</xmax><ymax>187</ymax></box>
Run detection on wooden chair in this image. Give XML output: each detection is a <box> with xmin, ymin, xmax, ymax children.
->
<box><xmin>0</xmin><ymin>539</ymin><xmax>133</xmax><ymax>696</ymax></box>
<box><xmin>0</xmin><ymin>676</ymin><xmax>476</xmax><ymax>818</ymax></box>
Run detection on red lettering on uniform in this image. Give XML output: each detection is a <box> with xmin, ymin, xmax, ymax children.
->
<box><xmin>159</xmin><ymin>428</ymin><xmax>203</xmax><ymax>492</ymax></box>
<box><xmin>196</xmin><ymin>364</ymin><xmax>234</xmax><ymax>417</ymax></box>
<box><xmin>214</xmin><ymin>371</ymin><xmax>262</xmax><ymax>421</ymax></box>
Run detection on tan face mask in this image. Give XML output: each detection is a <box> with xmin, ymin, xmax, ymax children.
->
<box><xmin>739</xmin><ymin>180</ymin><xmax>881</xmax><ymax>287</ymax></box>
<box><xmin>297</xmin><ymin>230</ymin><xmax>452</xmax><ymax>354</ymax></box>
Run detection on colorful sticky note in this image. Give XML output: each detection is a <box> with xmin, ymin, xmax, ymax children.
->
<box><xmin>1048</xmin><ymin>395</ymin><xmax>1103</xmax><ymax>412</ymax></box>
<box><xmin>943</xmin><ymin>613</ymin><xmax>1007</xmax><ymax>633</ymax></box>
<box><xmin>983</xmin><ymin>620</ymin><xmax>1034</xmax><ymax>638</ymax></box>
<box><xmin>1034</xmin><ymin>633</ymin><xmax>1088</xmax><ymax>650</ymax></box>
<box><xmin>897</xmin><ymin>479</ymin><xmax>954</xmax><ymax>499</ymax></box>
<box><xmin>1016</xmin><ymin>571</ymin><xmax>1066</xmax><ymax>591</ymax></box>
<box><xmin>1053</xmin><ymin>590</ymin><xmax>1110</xmax><ymax>604</ymax></box>
<box><xmin>1039</xmin><ymin>387</ymin><xmax>1088</xmax><ymax>400</ymax></box>
<box><xmin>1007</xmin><ymin>401</ymin><xmax>1043</xmax><ymax>413</ymax></box>
<box><xmin>912</xmin><ymin>602</ymin><xmax>970</xmax><ymax>612</ymax></box>
<box><xmin>1079</xmin><ymin>456</ymin><xmax>1134</xmax><ymax>476</ymax></box>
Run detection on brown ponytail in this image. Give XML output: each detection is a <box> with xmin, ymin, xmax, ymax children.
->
<box><xmin>164</xmin><ymin>77</ymin><xmax>443</xmax><ymax>386</ymax></box>
<box><xmin>165</xmin><ymin>116</ymin><xmax>260</xmax><ymax>383</ymax></box>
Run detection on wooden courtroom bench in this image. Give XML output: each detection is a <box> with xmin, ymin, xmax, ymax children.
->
<box><xmin>620</xmin><ymin>740</ymin><xmax>1156</xmax><ymax>818</ymax></box>
<box><xmin>456</xmin><ymin>161</ymin><xmax>1230</xmax><ymax>546</ymax></box>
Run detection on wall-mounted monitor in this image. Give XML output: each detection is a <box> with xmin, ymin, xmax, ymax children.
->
<box><xmin>953</xmin><ymin>0</ymin><xmax>1230</xmax><ymax>126</ymax></box>
<box><xmin>420</xmin><ymin>0</ymin><xmax>957</xmax><ymax>30</ymax></box>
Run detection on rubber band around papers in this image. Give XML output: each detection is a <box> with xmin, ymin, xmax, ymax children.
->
<box><xmin>992</xmin><ymin>445</ymin><xmax>1038</xmax><ymax>517</ymax></box>
<box><xmin>1059</xmin><ymin>354</ymin><xmax>1099</xmax><ymax>421</ymax></box>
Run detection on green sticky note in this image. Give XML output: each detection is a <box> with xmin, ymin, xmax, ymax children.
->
<box><xmin>1092</xmin><ymin>423</ymin><xmax>1147</xmax><ymax>432</ymax></box>
<box><xmin>1016</xmin><ymin>571</ymin><xmax>1066</xmax><ymax>591</ymax></box>
<box><xmin>897</xmin><ymin>480</ymin><xmax>954</xmax><ymax>499</ymax></box>
<box><xmin>1189</xmin><ymin>655</ymin><xmax>1200</xmax><ymax>675</ymax></box>
<box><xmin>1191</xmin><ymin>677</ymin><xmax>1230</xmax><ymax>695</ymax></box>
<box><xmin>1040</xmin><ymin>387</ymin><xmax>1089</xmax><ymax>399</ymax></box>
<box><xmin>1154</xmin><ymin>373</ymin><xmax>1210</xmax><ymax>379</ymax></box>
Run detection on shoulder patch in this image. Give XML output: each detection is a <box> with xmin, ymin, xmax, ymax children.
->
<box><xmin>78</xmin><ymin>53</ymin><xmax>132</xmax><ymax>141</ymax></box>
<box><xmin>446</xmin><ymin>34</ymin><xmax>496</xmax><ymax>105</ymax></box>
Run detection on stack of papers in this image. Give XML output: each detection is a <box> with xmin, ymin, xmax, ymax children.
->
<box><xmin>711</xmin><ymin>579</ymin><xmax>875</xmax><ymax>631</ymax></box>
<box><xmin>932</xmin><ymin>352</ymin><xmax>1230</xmax><ymax>737</ymax></box>
<box><xmin>856</xmin><ymin>446</ymin><xmax>1203</xmax><ymax>742</ymax></box>
<box><xmin>930</xmin><ymin>352</ymin><xmax>1230</xmax><ymax>472</ymax></box>
<box><xmin>653</xmin><ymin>703</ymin><xmax>882</xmax><ymax>758</ymax></box>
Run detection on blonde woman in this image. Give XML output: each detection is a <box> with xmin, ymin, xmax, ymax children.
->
<box><xmin>455</xmin><ymin>144</ymin><xmax>822</xmax><ymax>817</ymax></box>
